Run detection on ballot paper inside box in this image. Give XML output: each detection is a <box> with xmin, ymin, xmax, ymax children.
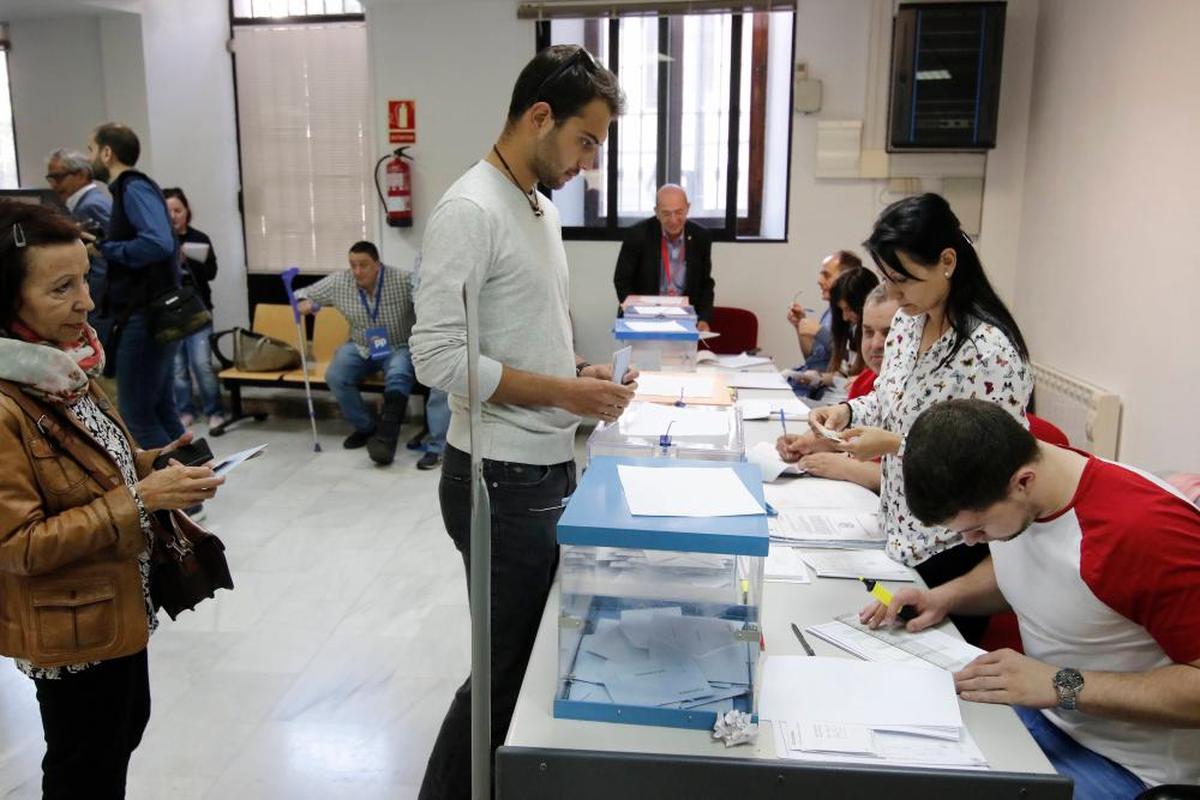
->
<box><xmin>587</xmin><ymin>402</ymin><xmax>744</xmax><ymax>465</ymax></box>
<box><xmin>622</xmin><ymin>304</ymin><xmax>698</xmax><ymax>324</ymax></box>
<box><xmin>555</xmin><ymin>456</ymin><xmax>769</xmax><ymax>730</ymax></box>
<box><xmin>613</xmin><ymin>317</ymin><xmax>700</xmax><ymax>372</ymax></box>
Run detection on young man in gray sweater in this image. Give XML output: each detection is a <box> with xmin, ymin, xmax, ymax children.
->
<box><xmin>410</xmin><ymin>46</ymin><xmax>633</xmax><ymax>800</ymax></box>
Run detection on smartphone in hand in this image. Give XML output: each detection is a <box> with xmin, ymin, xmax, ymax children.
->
<box><xmin>153</xmin><ymin>438</ymin><xmax>214</xmax><ymax>470</ymax></box>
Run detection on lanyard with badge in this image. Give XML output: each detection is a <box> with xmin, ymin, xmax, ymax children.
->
<box><xmin>359</xmin><ymin>269</ymin><xmax>390</xmax><ymax>362</ymax></box>
<box><xmin>660</xmin><ymin>235</ymin><xmax>685</xmax><ymax>296</ymax></box>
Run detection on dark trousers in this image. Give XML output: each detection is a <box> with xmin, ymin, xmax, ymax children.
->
<box><xmin>116</xmin><ymin>312</ymin><xmax>185</xmax><ymax>449</ymax></box>
<box><xmin>915</xmin><ymin>541</ymin><xmax>992</xmax><ymax>645</ymax></box>
<box><xmin>33</xmin><ymin>648</ymin><xmax>151</xmax><ymax>800</ymax></box>
<box><xmin>419</xmin><ymin>446</ymin><xmax>576</xmax><ymax>800</ymax></box>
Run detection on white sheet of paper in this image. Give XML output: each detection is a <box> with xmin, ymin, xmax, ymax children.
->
<box><xmin>625</xmin><ymin>320</ymin><xmax>689</xmax><ymax>333</ymax></box>
<box><xmin>213</xmin><ymin>444</ymin><xmax>267</xmax><ymax>476</ymax></box>
<box><xmin>763</xmin><ymin>478</ymin><xmax>881</xmax><ymax>513</ymax></box>
<box><xmin>181</xmin><ymin>241</ymin><xmax>210</xmax><ymax>262</ymax></box>
<box><xmin>799</xmin><ymin>550</ymin><xmax>915</xmax><ymax>581</ymax></box>
<box><xmin>634</xmin><ymin>373</ymin><xmax>716</xmax><ymax>399</ymax></box>
<box><xmin>617</xmin><ymin>465</ymin><xmax>764</xmax><ymax>517</ymax></box>
<box><xmin>695</xmin><ymin>350</ymin><xmax>718</xmax><ymax>363</ymax></box>
<box><xmin>736</xmin><ymin>397</ymin><xmax>809</xmax><ymax>421</ymax></box>
<box><xmin>773</xmin><ymin>721</ymin><xmax>989</xmax><ymax>769</ymax></box>
<box><xmin>764</xmin><ymin>545</ymin><xmax>813</xmax><ymax>583</ymax></box>
<box><xmin>782</xmin><ymin>720</ymin><xmax>878</xmax><ymax>755</ymax></box>
<box><xmin>698</xmin><ymin>330</ymin><xmax>721</xmax><ymax>340</ymax></box>
<box><xmin>618</xmin><ymin>402</ymin><xmax>730</xmax><ymax>438</ymax></box>
<box><xmin>611</xmin><ymin>345</ymin><xmax>632</xmax><ymax>385</ymax></box>
<box><xmin>632</xmin><ymin>305</ymin><xmax>689</xmax><ymax>316</ymax></box>
<box><xmin>747</xmin><ymin>441</ymin><xmax>804</xmax><ymax>482</ymax></box>
<box><xmin>768</xmin><ymin>511</ymin><xmax>883</xmax><ymax>545</ymax></box>
<box><xmin>759</xmin><ymin>656</ymin><xmax>963</xmax><ymax>732</ymax></box>
<box><xmin>725</xmin><ymin>371</ymin><xmax>790</xmax><ymax>390</ymax></box>
<box><xmin>714</xmin><ymin>353</ymin><xmax>774</xmax><ymax>369</ymax></box>
<box><xmin>808</xmin><ymin>615</ymin><xmax>987</xmax><ymax>673</ymax></box>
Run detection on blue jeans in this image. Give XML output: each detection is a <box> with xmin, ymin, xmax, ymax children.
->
<box><xmin>1015</xmin><ymin>706</ymin><xmax>1147</xmax><ymax>800</ymax></box>
<box><xmin>174</xmin><ymin>324</ymin><xmax>223</xmax><ymax>418</ymax></box>
<box><xmin>325</xmin><ymin>342</ymin><xmax>415</xmax><ymax>433</ymax></box>
<box><xmin>116</xmin><ymin>313</ymin><xmax>185</xmax><ymax>449</ymax></box>
<box><xmin>424</xmin><ymin>389</ymin><xmax>449</xmax><ymax>454</ymax></box>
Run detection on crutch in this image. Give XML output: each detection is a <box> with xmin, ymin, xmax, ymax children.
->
<box><xmin>281</xmin><ymin>267</ymin><xmax>322</xmax><ymax>453</ymax></box>
<box><xmin>465</xmin><ymin>274</ymin><xmax>492</xmax><ymax>800</ymax></box>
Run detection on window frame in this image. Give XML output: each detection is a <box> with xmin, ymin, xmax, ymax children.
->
<box><xmin>535</xmin><ymin>11</ymin><xmax>795</xmax><ymax>243</ymax></box>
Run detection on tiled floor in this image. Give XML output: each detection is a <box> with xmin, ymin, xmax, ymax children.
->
<box><xmin>0</xmin><ymin>415</ymin><xmax>471</xmax><ymax>799</ymax></box>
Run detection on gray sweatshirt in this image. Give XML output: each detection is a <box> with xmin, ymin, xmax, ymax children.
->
<box><xmin>410</xmin><ymin>161</ymin><xmax>578</xmax><ymax>465</ymax></box>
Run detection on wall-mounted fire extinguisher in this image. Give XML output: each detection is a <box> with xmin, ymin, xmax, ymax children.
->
<box><xmin>374</xmin><ymin>147</ymin><xmax>413</xmax><ymax>228</ymax></box>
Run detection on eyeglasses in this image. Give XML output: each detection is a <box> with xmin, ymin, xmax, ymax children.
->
<box><xmin>532</xmin><ymin>46</ymin><xmax>601</xmax><ymax>108</ymax></box>
<box><xmin>44</xmin><ymin>171</ymin><xmax>76</xmax><ymax>182</ymax></box>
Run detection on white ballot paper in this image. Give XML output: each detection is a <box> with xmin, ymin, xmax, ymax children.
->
<box><xmin>618</xmin><ymin>402</ymin><xmax>730</xmax><ymax>438</ymax></box>
<box><xmin>768</xmin><ymin>510</ymin><xmax>884</xmax><ymax>548</ymax></box>
<box><xmin>632</xmin><ymin>305</ymin><xmax>689</xmax><ymax>316</ymax></box>
<box><xmin>625</xmin><ymin>320</ymin><xmax>689</xmax><ymax>333</ymax></box>
<box><xmin>725</xmin><ymin>371</ymin><xmax>790</xmax><ymax>390</ymax></box>
<box><xmin>736</xmin><ymin>397</ymin><xmax>809</xmax><ymax>421</ymax></box>
<box><xmin>800</xmin><ymin>550</ymin><xmax>915</xmax><ymax>581</ymax></box>
<box><xmin>181</xmin><ymin>241</ymin><xmax>211</xmax><ymax>262</ymax></box>
<box><xmin>634</xmin><ymin>373</ymin><xmax>716</xmax><ymax>399</ymax></box>
<box><xmin>617</xmin><ymin>465</ymin><xmax>764</xmax><ymax>517</ymax></box>
<box><xmin>763</xmin><ymin>479</ymin><xmax>881</xmax><ymax>513</ymax></box>
<box><xmin>713</xmin><ymin>353</ymin><xmax>774</xmax><ymax>369</ymax></box>
<box><xmin>214</xmin><ymin>444</ymin><xmax>267</xmax><ymax>476</ymax></box>
<box><xmin>747</xmin><ymin>441</ymin><xmax>805</xmax><ymax>482</ymax></box>
<box><xmin>611</xmin><ymin>345</ymin><xmax>632</xmax><ymax>385</ymax></box>
<box><xmin>764</xmin><ymin>545</ymin><xmax>813</xmax><ymax>583</ymax></box>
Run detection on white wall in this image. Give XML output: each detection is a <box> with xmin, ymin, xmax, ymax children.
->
<box><xmin>1010</xmin><ymin>0</ymin><xmax>1200</xmax><ymax>469</ymax></box>
<box><xmin>8</xmin><ymin>16</ymin><xmax>108</xmax><ymax>184</ymax></box>
<box><xmin>138</xmin><ymin>0</ymin><xmax>247</xmax><ymax>331</ymax></box>
<box><xmin>98</xmin><ymin>12</ymin><xmax>152</xmax><ymax>172</ymax></box>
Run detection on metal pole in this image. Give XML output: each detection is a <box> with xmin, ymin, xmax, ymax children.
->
<box><xmin>464</xmin><ymin>279</ymin><xmax>492</xmax><ymax>800</ymax></box>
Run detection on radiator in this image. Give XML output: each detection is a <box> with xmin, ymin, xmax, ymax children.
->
<box><xmin>1031</xmin><ymin>362</ymin><xmax>1122</xmax><ymax>459</ymax></box>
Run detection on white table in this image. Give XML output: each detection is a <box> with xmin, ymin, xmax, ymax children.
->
<box><xmin>497</xmin><ymin>366</ymin><xmax>1068</xmax><ymax>799</ymax></box>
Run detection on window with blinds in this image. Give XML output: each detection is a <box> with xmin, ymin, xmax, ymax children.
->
<box><xmin>231</xmin><ymin>22</ymin><xmax>375</xmax><ymax>274</ymax></box>
<box><xmin>0</xmin><ymin>47</ymin><xmax>18</xmax><ymax>189</ymax></box>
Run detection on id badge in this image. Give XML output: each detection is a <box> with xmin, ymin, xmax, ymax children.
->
<box><xmin>365</xmin><ymin>326</ymin><xmax>391</xmax><ymax>362</ymax></box>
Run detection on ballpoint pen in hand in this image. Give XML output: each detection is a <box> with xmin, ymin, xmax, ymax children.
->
<box><xmin>779</xmin><ymin>408</ymin><xmax>788</xmax><ymax>437</ymax></box>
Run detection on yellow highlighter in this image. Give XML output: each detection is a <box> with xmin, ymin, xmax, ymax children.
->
<box><xmin>859</xmin><ymin>577</ymin><xmax>918</xmax><ymax>622</ymax></box>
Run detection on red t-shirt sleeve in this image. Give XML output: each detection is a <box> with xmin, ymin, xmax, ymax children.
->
<box><xmin>848</xmin><ymin>369</ymin><xmax>877</xmax><ymax>401</ymax></box>
<box><xmin>1077</xmin><ymin>460</ymin><xmax>1200</xmax><ymax>664</ymax></box>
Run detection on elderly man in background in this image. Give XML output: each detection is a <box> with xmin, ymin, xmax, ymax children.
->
<box><xmin>46</xmin><ymin>148</ymin><xmax>112</xmax><ymax>335</ymax></box>
<box><xmin>614</xmin><ymin>184</ymin><xmax>715</xmax><ymax>330</ymax></box>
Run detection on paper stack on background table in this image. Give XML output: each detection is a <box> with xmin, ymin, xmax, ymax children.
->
<box><xmin>764</xmin><ymin>545</ymin><xmax>812</xmax><ymax>584</ymax></box>
<box><xmin>761</xmin><ymin>656</ymin><xmax>987</xmax><ymax>769</ymax></box>
<box><xmin>725</xmin><ymin>371</ymin><xmax>791</xmax><ymax>390</ymax></box>
<box><xmin>807</xmin><ymin>613</ymin><xmax>986</xmax><ymax>672</ymax></box>
<box><xmin>736</xmin><ymin>397</ymin><xmax>809</xmax><ymax>421</ymax></box>
<box><xmin>800</xmin><ymin>550</ymin><xmax>915</xmax><ymax>581</ymax></box>
<box><xmin>763</xmin><ymin>479</ymin><xmax>880</xmax><ymax>514</ymax></box>
<box><xmin>769</xmin><ymin>510</ymin><xmax>884</xmax><ymax>549</ymax></box>
<box><xmin>711</xmin><ymin>353</ymin><xmax>774</xmax><ymax>370</ymax></box>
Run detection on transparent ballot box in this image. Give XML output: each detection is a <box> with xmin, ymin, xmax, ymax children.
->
<box><xmin>622</xmin><ymin>303</ymin><xmax>699</xmax><ymax>325</ymax></box>
<box><xmin>555</xmin><ymin>457</ymin><xmax>769</xmax><ymax>730</ymax></box>
<box><xmin>586</xmin><ymin>402</ymin><xmax>744</xmax><ymax>464</ymax></box>
<box><xmin>614</xmin><ymin>318</ymin><xmax>699</xmax><ymax>372</ymax></box>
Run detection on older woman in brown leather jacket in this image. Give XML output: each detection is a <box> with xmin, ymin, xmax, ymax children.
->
<box><xmin>0</xmin><ymin>200</ymin><xmax>223</xmax><ymax>799</ymax></box>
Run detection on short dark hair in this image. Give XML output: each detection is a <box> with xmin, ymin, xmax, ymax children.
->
<box><xmin>349</xmin><ymin>241</ymin><xmax>379</xmax><ymax>261</ymax></box>
<box><xmin>507</xmin><ymin>45</ymin><xmax>625</xmax><ymax>126</ymax></box>
<box><xmin>162</xmin><ymin>187</ymin><xmax>192</xmax><ymax>224</ymax></box>
<box><xmin>903</xmin><ymin>399</ymin><xmax>1040</xmax><ymax>526</ymax></box>
<box><xmin>832</xmin><ymin>250</ymin><xmax>863</xmax><ymax>270</ymax></box>
<box><xmin>93</xmin><ymin>122</ymin><xmax>141</xmax><ymax>167</ymax></box>
<box><xmin>0</xmin><ymin>200</ymin><xmax>84</xmax><ymax>330</ymax></box>
<box><xmin>828</xmin><ymin>265</ymin><xmax>880</xmax><ymax>374</ymax></box>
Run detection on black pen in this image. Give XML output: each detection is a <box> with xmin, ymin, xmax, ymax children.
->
<box><xmin>790</xmin><ymin>622</ymin><xmax>815</xmax><ymax>656</ymax></box>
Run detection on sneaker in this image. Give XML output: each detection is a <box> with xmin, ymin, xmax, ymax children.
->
<box><xmin>208</xmin><ymin>413</ymin><xmax>226</xmax><ymax>430</ymax></box>
<box><xmin>180</xmin><ymin>412</ymin><xmax>195</xmax><ymax>428</ymax></box>
<box><xmin>416</xmin><ymin>451</ymin><xmax>442</xmax><ymax>471</ymax></box>
<box><xmin>184</xmin><ymin>504</ymin><xmax>206</xmax><ymax>522</ymax></box>
<box><xmin>405</xmin><ymin>431</ymin><xmax>427</xmax><ymax>451</ymax></box>
<box><xmin>343</xmin><ymin>428</ymin><xmax>375</xmax><ymax>449</ymax></box>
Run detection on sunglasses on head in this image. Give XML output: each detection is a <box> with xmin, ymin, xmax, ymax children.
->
<box><xmin>532</xmin><ymin>46</ymin><xmax>601</xmax><ymax>108</ymax></box>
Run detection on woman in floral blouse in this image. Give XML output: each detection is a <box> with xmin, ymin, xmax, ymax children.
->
<box><xmin>791</xmin><ymin>193</ymin><xmax>1031</xmax><ymax>643</ymax></box>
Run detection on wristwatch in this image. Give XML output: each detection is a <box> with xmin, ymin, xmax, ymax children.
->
<box><xmin>1053</xmin><ymin>667</ymin><xmax>1085</xmax><ymax>710</ymax></box>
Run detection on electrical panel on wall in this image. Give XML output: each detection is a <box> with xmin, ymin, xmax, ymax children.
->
<box><xmin>888</xmin><ymin>2</ymin><xmax>1007</xmax><ymax>151</ymax></box>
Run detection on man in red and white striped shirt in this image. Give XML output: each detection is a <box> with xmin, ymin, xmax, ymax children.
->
<box><xmin>863</xmin><ymin>399</ymin><xmax>1200</xmax><ymax>796</ymax></box>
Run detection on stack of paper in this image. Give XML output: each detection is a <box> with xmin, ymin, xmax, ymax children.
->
<box><xmin>799</xmin><ymin>550</ymin><xmax>915</xmax><ymax>581</ymax></box>
<box><xmin>763</xmin><ymin>479</ymin><xmax>881</xmax><ymax>514</ymax></box>
<box><xmin>617</xmin><ymin>464</ymin><xmax>764</xmax><ymax>518</ymax></box>
<box><xmin>764</xmin><ymin>545</ymin><xmax>812</xmax><ymax>584</ymax></box>
<box><xmin>760</xmin><ymin>656</ymin><xmax>987</xmax><ymax>769</ymax></box>
<box><xmin>565</xmin><ymin>610</ymin><xmax>754</xmax><ymax>713</ymax></box>
<box><xmin>768</xmin><ymin>510</ymin><xmax>884</xmax><ymax>549</ymax></box>
<box><xmin>807</xmin><ymin>613</ymin><xmax>986</xmax><ymax>673</ymax></box>
<box><xmin>725</xmin><ymin>371</ymin><xmax>791</xmax><ymax>390</ymax></box>
<box><xmin>617</xmin><ymin>402</ymin><xmax>730</xmax><ymax>438</ymax></box>
<box><xmin>713</xmin><ymin>353</ymin><xmax>774</xmax><ymax>370</ymax></box>
<box><xmin>736</xmin><ymin>397</ymin><xmax>809</xmax><ymax>421</ymax></box>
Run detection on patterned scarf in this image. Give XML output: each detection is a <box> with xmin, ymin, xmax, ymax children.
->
<box><xmin>0</xmin><ymin>320</ymin><xmax>106</xmax><ymax>403</ymax></box>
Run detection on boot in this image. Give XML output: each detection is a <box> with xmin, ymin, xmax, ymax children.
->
<box><xmin>367</xmin><ymin>391</ymin><xmax>408</xmax><ymax>466</ymax></box>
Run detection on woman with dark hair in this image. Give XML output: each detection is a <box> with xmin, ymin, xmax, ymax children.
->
<box><xmin>0</xmin><ymin>199</ymin><xmax>222</xmax><ymax>797</ymax></box>
<box><xmin>795</xmin><ymin>265</ymin><xmax>879</xmax><ymax>394</ymax></box>
<box><xmin>792</xmin><ymin>193</ymin><xmax>1032</xmax><ymax>643</ymax></box>
<box><xmin>162</xmin><ymin>187</ymin><xmax>224</xmax><ymax>430</ymax></box>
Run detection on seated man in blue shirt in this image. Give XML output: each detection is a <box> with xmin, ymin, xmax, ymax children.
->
<box><xmin>787</xmin><ymin>249</ymin><xmax>859</xmax><ymax>399</ymax></box>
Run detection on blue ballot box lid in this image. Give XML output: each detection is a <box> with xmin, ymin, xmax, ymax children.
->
<box><xmin>557</xmin><ymin>456</ymin><xmax>769</xmax><ymax>556</ymax></box>
<box><xmin>613</xmin><ymin>318</ymin><xmax>700</xmax><ymax>341</ymax></box>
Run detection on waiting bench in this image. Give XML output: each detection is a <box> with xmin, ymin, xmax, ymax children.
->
<box><xmin>210</xmin><ymin>303</ymin><xmax>426</xmax><ymax>437</ymax></box>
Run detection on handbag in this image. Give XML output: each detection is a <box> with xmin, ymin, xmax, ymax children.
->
<box><xmin>150</xmin><ymin>509</ymin><xmax>234</xmax><ymax>620</ymax></box>
<box><xmin>145</xmin><ymin>284</ymin><xmax>212</xmax><ymax>344</ymax></box>
<box><xmin>232</xmin><ymin>327</ymin><xmax>301</xmax><ymax>372</ymax></box>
